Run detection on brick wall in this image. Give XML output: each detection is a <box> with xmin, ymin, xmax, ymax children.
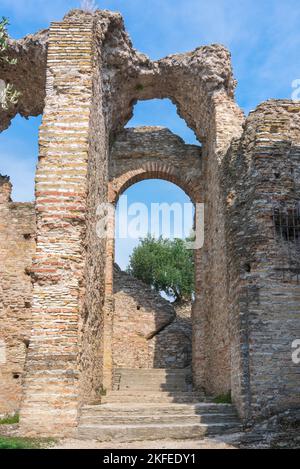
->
<box><xmin>2</xmin><ymin>8</ymin><xmax>297</xmax><ymax>435</ymax></box>
<box><xmin>20</xmin><ymin>17</ymin><xmax>101</xmax><ymax>437</ymax></box>
<box><xmin>223</xmin><ymin>100</ymin><xmax>300</xmax><ymax>419</ymax></box>
<box><xmin>0</xmin><ymin>177</ymin><xmax>35</xmax><ymax>416</ymax></box>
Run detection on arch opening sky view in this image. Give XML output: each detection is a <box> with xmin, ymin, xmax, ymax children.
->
<box><xmin>115</xmin><ymin>179</ymin><xmax>194</xmax><ymax>270</ymax></box>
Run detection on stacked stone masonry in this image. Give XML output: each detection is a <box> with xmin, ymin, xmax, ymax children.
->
<box><xmin>0</xmin><ymin>8</ymin><xmax>299</xmax><ymax>438</ymax></box>
<box><xmin>222</xmin><ymin>100</ymin><xmax>300</xmax><ymax>419</ymax></box>
<box><xmin>113</xmin><ymin>265</ymin><xmax>192</xmax><ymax>370</ymax></box>
<box><xmin>0</xmin><ymin>177</ymin><xmax>35</xmax><ymax>416</ymax></box>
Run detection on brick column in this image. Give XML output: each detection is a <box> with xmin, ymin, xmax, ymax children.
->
<box><xmin>20</xmin><ymin>19</ymin><xmax>96</xmax><ymax>436</ymax></box>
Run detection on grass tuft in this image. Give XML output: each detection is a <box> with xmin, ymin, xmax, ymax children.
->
<box><xmin>0</xmin><ymin>414</ymin><xmax>19</xmax><ymax>425</ymax></box>
<box><xmin>213</xmin><ymin>391</ymin><xmax>232</xmax><ymax>404</ymax></box>
<box><xmin>0</xmin><ymin>437</ymin><xmax>56</xmax><ymax>449</ymax></box>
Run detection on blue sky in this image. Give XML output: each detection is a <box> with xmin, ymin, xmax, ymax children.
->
<box><xmin>115</xmin><ymin>180</ymin><xmax>194</xmax><ymax>269</ymax></box>
<box><xmin>0</xmin><ymin>0</ymin><xmax>299</xmax><ymax>267</ymax></box>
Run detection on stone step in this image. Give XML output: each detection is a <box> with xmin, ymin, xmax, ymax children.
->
<box><xmin>115</xmin><ymin>376</ymin><xmax>190</xmax><ymax>382</ymax></box>
<box><xmin>78</xmin><ymin>421</ymin><xmax>242</xmax><ymax>442</ymax></box>
<box><xmin>81</xmin><ymin>402</ymin><xmax>236</xmax><ymax>416</ymax></box>
<box><xmin>112</xmin><ymin>387</ymin><xmax>193</xmax><ymax>393</ymax></box>
<box><xmin>114</xmin><ymin>384</ymin><xmax>192</xmax><ymax>391</ymax></box>
<box><xmin>101</xmin><ymin>391</ymin><xmax>205</xmax><ymax>404</ymax></box>
<box><xmin>114</xmin><ymin>381</ymin><xmax>190</xmax><ymax>387</ymax></box>
<box><xmin>80</xmin><ymin>412</ymin><xmax>239</xmax><ymax>426</ymax></box>
<box><xmin>114</xmin><ymin>368</ymin><xmax>190</xmax><ymax>373</ymax></box>
<box><xmin>114</xmin><ymin>372</ymin><xmax>190</xmax><ymax>380</ymax></box>
<box><xmin>113</xmin><ymin>374</ymin><xmax>190</xmax><ymax>378</ymax></box>
<box><xmin>114</xmin><ymin>374</ymin><xmax>190</xmax><ymax>380</ymax></box>
<box><xmin>113</xmin><ymin>368</ymin><xmax>192</xmax><ymax>392</ymax></box>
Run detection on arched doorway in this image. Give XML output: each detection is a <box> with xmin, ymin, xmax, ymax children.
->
<box><xmin>102</xmin><ymin>125</ymin><xmax>205</xmax><ymax>391</ymax></box>
<box><xmin>17</xmin><ymin>12</ymin><xmax>245</xmax><ymax>436</ymax></box>
<box><xmin>113</xmin><ymin>179</ymin><xmax>194</xmax><ymax>372</ymax></box>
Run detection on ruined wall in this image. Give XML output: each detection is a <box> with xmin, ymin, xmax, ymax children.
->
<box><xmin>191</xmin><ymin>102</ymin><xmax>244</xmax><ymax>399</ymax></box>
<box><xmin>2</xmin><ymin>8</ymin><xmax>245</xmax><ymax>435</ymax></box>
<box><xmin>1</xmin><ymin>7</ymin><xmax>298</xmax><ymax>433</ymax></box>
<box><xmin>0</xmin><ymin>177</ymin><xmax>35</xmax><ymax>416</ymax></box>
<box><xmin>223</xmin><ymin>100</ymin><xmax>300</xmax><ymax>419</ymax></box>
<box><xmin>151</xmin><ymin>301</ymin><xmax>192</xmax><ymax>369</ymax></box>
<box><xmin>78</xmin><ymin>14</ymin><xmax>109</xmax><ymax>409</ymax></box>
<box><xmin>20</xmin><ymin>17</ymin><xmax>105</xmax><ymax>437</ymax></box>
<box><xmin>113</xmin><ymin>265</ymin><xmax>192</xmax><ymax>370</ymax></box>
<box><xmin>0</xmin><ymin>30</ymin><xmax>48</xmax><ymax>132</ymax></box>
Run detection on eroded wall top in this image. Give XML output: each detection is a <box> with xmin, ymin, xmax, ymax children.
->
<box><xmin>0</xmin><ymin>30</ymin><xmax>48</xmax><ymax>131</ymax></box>
<box><xmin>1</xmin><ymin>8</ymin><xmax>244</xmax><ymax>149</ymax></box>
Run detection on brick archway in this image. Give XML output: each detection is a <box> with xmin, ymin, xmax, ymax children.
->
<box><xmin>101</xmin><ymin>126</ymin><xmax>204</xmax><ymax>390</ymax></box>
<box><xmin>1</xmin><ymin>9</ymin><xmax>298</xmax><ymax>439</ymax></box>
<box><xmin>109</xmin><ymin>127</ymin><xmax>203</xmax><ymax>204</ymax></box>
<box><xmin>10</xmin><ymin>10</ymin><xmax>261</xmax><ymax>437</ymax></box>
<box><xmin>108</xmin><ymin>162</ymin><xmax>202</xmax><ymax>205</ymax></box>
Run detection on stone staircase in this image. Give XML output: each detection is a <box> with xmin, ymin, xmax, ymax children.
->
<box><xmin>78</xmin><ymin>368</ymin><xmax>241</xmax><ymax>442</ymax></box>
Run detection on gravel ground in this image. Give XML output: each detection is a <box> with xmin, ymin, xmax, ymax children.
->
<box><xmin>52</xmin><ymin>436</ymin><xmax>239</xmax><ymax>449</ymax></box>
<box><xmin>0</xmin><ymin>424</ymin><xmax>241</xmax><ymax>449</ymax></box>
<box><xmin>0</xmin><ymin>424</ymin><xmax>19</xmax><ymax>437</ymax></box>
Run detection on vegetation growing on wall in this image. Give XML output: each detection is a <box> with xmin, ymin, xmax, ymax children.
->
<box><xmin>0</xmin><ymin>17</ymin><xmax>20</xmax><ymax>110</ymax></box>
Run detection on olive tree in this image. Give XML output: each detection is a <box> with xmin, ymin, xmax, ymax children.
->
<box><xmin>127</xmin><ymin>235</ymin><xmax>195</xmax><ymax>302</ymax></box>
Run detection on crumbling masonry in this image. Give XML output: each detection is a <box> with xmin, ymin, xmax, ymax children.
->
<box><xmin>0</xmin><ymin>9</ymin><xmax>299</xmax><ymax>437</ymax></box>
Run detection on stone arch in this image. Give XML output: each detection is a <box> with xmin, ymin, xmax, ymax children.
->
<box><xmin>0</xmin><ymin>8</ymin><xmax>297</xmax><ymax>439</ymax></box>
<box><xmin>98</xmin><ymin>8</ymin><xmax>245</xmax><ymax>149</ymax></box>
<box><xmin>102</xmin><ymin>126</ymin><xmax>204</xmax><ymax>390</ymax></box>
<box><xmin>17</xmin><ymin>10</ymin><xmax>245</xmax><ymax>436</ymax></box>
<box><xmin>108</xmin><ymin>126</ymin><xmax>203</xmax><ymax>203</ymax></box>
<box><xmin>108</xmin><ymin>162</ymin><xmax>202</xmax><ymax>205</ymax></box>
<box><xmin>105</xmin><ymin>172</ymin><xmax>200</xmax><ymax>388</ymax></box>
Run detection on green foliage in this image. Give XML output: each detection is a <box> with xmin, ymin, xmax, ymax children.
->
<box><xmin>0</xmin><ymin>17</ymin><xmax>20</xmax><ymax>110</ymax></box>
<box><xmin>0</xmin><ymin>414</ymin><xmax>19</xmax><ymax>425</ymax></box>
<box><xmin>0</xmin><ymin>17</ymin><xmax>16</xmax><ymax>65</ymax></box>
<box><xmin>99</xmin><ymin>386</ymin><xmax>107</xmax><ymax>396</ymax></box>
<box><xmin>2</xmin><ymin>83</ymin><xmax>20</xmax><ymax>108</ymax></box>
<box><xmin>135</xmin><ymin>83</ymin><xmax>144</xmax><ymax>91</ymax></box>
<box><xmin>0</xmin><ymin>437</ymin><xmax>55</xmax><ymax>449</ymax></box>
<box><xmin>213</xmin><ymin>391</ymin><xmax>232</xmax><ymax>404</ymax></box>
<box><xmin>127</xmin><ymin>235</ymin><xmax>195</xmax><ymax>302</ymax></box>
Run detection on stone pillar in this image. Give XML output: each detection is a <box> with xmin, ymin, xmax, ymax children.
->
<box><xmin>20</xmin><ymin>18</ymin><xmax>97</xmax><ymax>436</ymax></box>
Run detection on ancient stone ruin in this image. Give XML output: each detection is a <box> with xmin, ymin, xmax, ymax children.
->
<box><xmin>0</xmin><ymin>8</ymin><xmax>299</xmax><ymax>443</ymax></box>
<box><xmin>113</xmin><ymin>264</ymin><xmax>192</xmax><ymax>370</ymax></box>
